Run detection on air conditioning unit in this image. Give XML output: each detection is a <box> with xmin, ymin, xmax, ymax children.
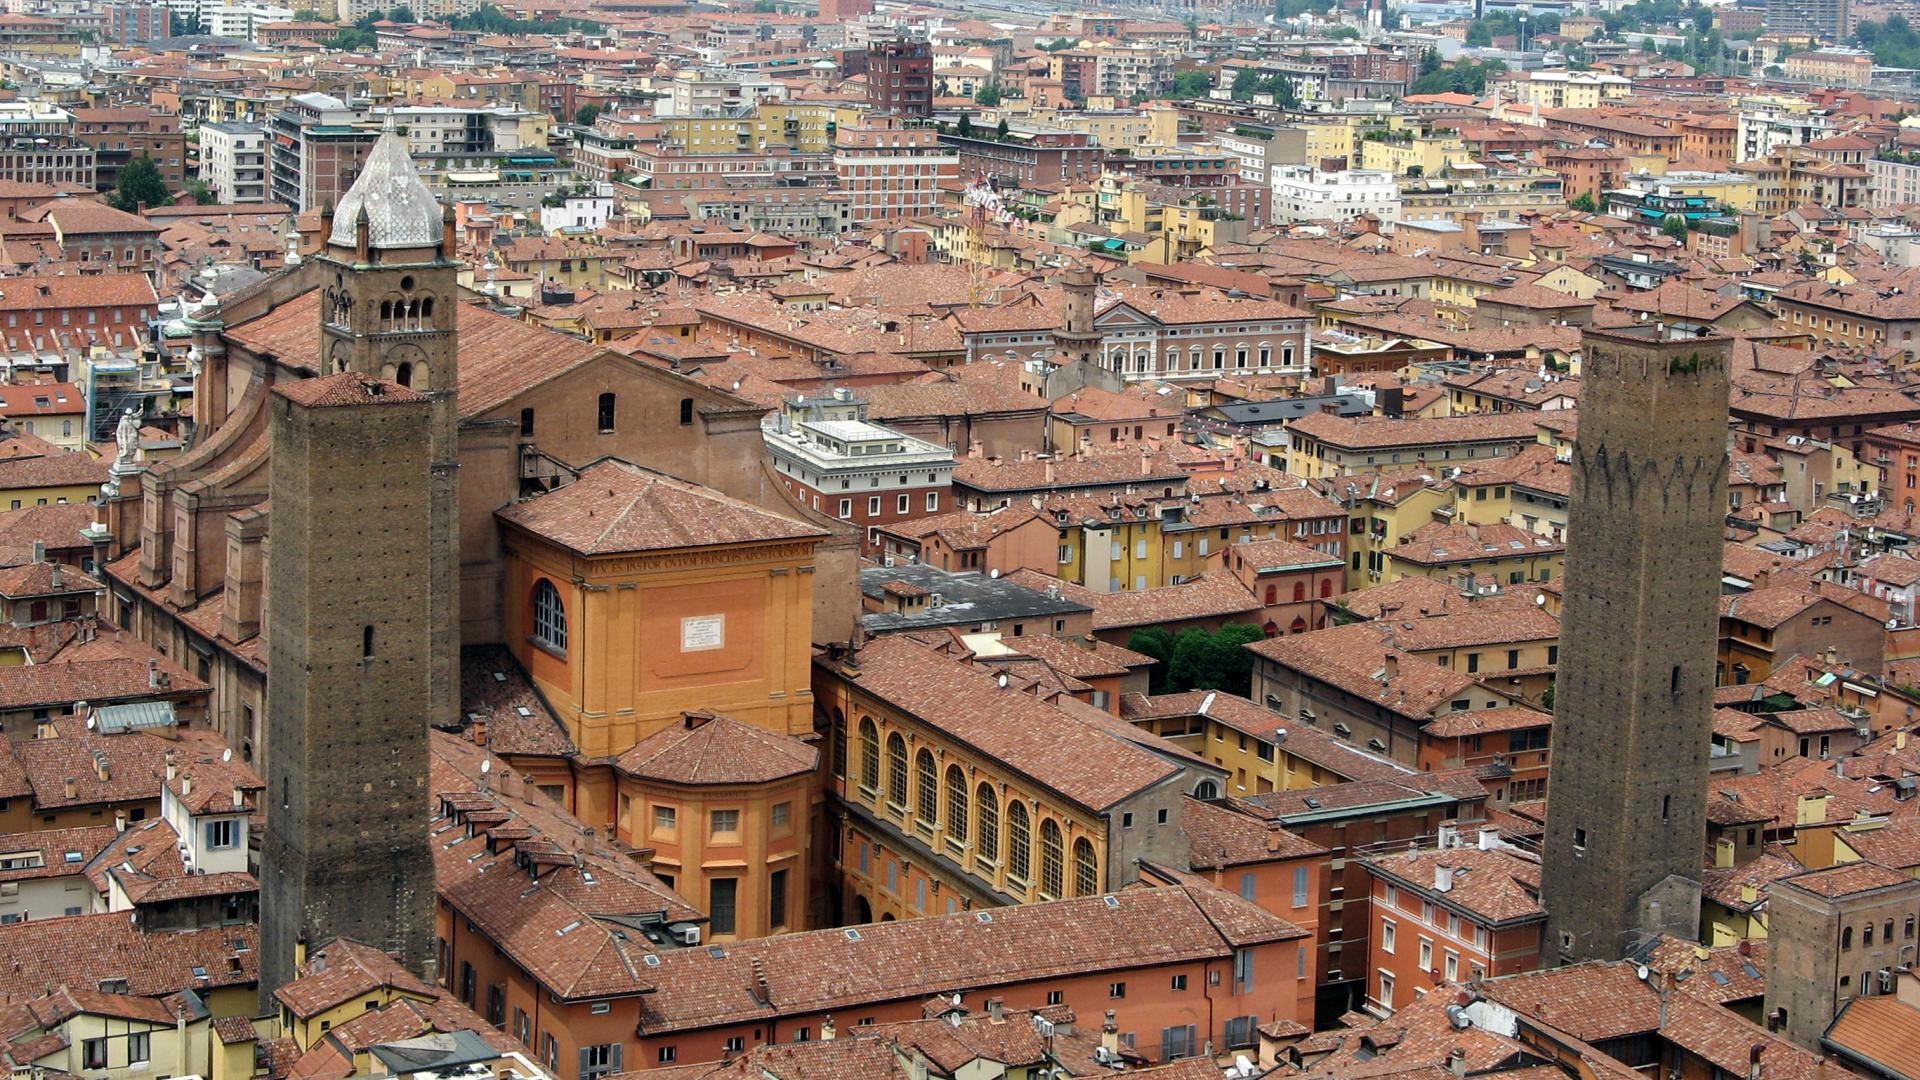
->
<box><xmin>677</xmin><ymin>925</ymin><xmax>701</xmax><ymax>946</ymax></box>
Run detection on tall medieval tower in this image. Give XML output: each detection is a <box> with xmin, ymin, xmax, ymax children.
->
<box><xmin>260</xmin><ymin>118</ymin><xmax>458</xmax><ymax>1000</ymax></box>
<box><xmin>1540</xmin><ymin>326</ymin><xmax>1730</xmax><ymax>964</ymax></box>
<box><xmin>1051</xmin><ymin>265</ymin><xmax>1102</xmax><ymax>367</ymax></box>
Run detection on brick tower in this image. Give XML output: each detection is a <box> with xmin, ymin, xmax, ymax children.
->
<box><xmin>1540</xmin><ymin>326</ymin><xmax>1730</xmax><ymax>964</ymax></box>
<box><xmin>260</xmin><ymin>116</ymin><xmax>457</xmax><ymax>1000</ymax></box>
<box><xmin>1052</xmin><ymin>264</ymin><xmax>1102</xmax><ymax>367</ymax></box>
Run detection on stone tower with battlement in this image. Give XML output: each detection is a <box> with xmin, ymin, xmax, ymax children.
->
<box><xmin>1540</xmin><ymin>325</ymin><xmax>1730</xmax><ymax>965</ymax></box>
<box><xmin>260</xmin><ymin>120</ymin><xmax>456</xmax><ymax>1001</ymax></box>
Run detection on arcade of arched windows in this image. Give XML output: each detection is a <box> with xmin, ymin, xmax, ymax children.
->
<box><xmin>829</xmin><ymin>705</ymin><xmax>1107</xmax><ymax>905</ymax></box>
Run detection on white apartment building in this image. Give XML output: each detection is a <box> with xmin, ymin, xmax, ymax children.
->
<box><xmin>542</xmin><ymin>192</ymin><xmax>613</xmax><ymax>235</ymax></box>
<box><xmin>197</xmin><ymin>121</ymin><xmax>267</xmax><ymax>203</ymax></box>
<box><xmin>1269</xmin><ymin>165</ymin><xmax>1401</xmax><ymax>225</ymax></box>
<box><xmin>1737</xmin><ymin>103</ymin><xmax>1833</xmax><ymax>163</ymax></box>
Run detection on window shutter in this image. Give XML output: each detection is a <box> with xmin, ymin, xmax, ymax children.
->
<box><xmin>610</xmin><ymin>1044</ymin><xmax>622</xmax><ymax>1072</ymax></box>
<box><xmin>578</xmin><ymin>1048</ymin><xmax>592</xmax><ymax>1080</ymax></box>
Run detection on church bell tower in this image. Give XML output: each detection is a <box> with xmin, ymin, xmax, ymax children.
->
<box><xmin>260</xmin><ymin>116</ymin><xmax>459</xmax><ymax>1000</ymax></box>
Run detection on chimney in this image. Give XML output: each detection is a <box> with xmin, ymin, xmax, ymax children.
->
<box><xmin>93</xmin><ymin>752</ymin><xmax>109</xmax><ymax>782</ymax></box>
<box><xmin>49</xmin><ymin>563</ymin><xmax>60</xmax><ymax>589</ymax></box>
<box><xmin>1434</xmin><ymin>864</ymin><xmax>1455</xmax><ymax>892</ymax></box>
<box><xmin>232</xmin><ymin>786</ymin><xmax>245</xmax><ymax>809</ymax></box>
<box><xmin>1749</xmin><ymin>1044</ymin><xmax>1764</xmax><ymax>1080</ymax></box>
<box><xmin>148</xmin><ymin>659</ymin><xmax>160</xmax><ymax>689</ymax></box>
<box><xmin>1448</xmin><ymin>1047</ymin><xmax>1467</xmax><ymax>1077</ymax></box>
<box><xmin>113</xmin><ymin>810</ymin><xmax>126</xmax><ymax>832</ymax></box>
<box><xmin>164</xmin><ymin>751</ymin><xmax>177</xmax><ymax>781</ymax></box>
<box><xmin>820</xmin><ymin>1017</ymin><xmax>837</xmax><ymax>1042</ymax></box>
<box><xmin>472</xmin><ymin>719</ymin><xmax>488</xmax><ymax>747</ymax></box>
<box><xmin>62</xmin><ymin>777</ymin><xmax>75</xmax><ymax>800</ymax></box>
<box><xmin>181</xmin><ymin>776</ymin><xmax>191</xmax><ymax>797</ymax></box>
<box><xmin>1383</xmin><ymin>653</ymin><xmax>1398</xmax><ymax>681</ymax></box>
<box><xmin>1899</xmin><ymin>731</ymin><xmax>1909</xmax><ymax>750</ymax></box>
<box><xmin>1477</xmin><ymin>826</ymin><xmax>1500</xmax><ymax>850</ymax></box>
<box><xmin>986</xmin><ymin>997</ymin><xmax>1005</xmax><ymax>1021</ymax></box>
<box><xmin>1140</xmin><ymin>448</ymin><xmax>1151</xmax><ymax>477</ymax></box>
<box><xmin>1102</xmin><ymin>1010</ymin><xmax>1120</xmax><ymax>1055</ymax></box>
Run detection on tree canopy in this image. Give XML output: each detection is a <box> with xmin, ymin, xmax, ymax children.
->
<box><xmin>1127</xmin><ymin>624</ymin><xmax>1268</xmax><ymax>696</ymax></box>
<box><xmin>108</xmin><ymin>156</ymin><xmax>169</xmax><ymax>213</ymax></box>
<box><xmin>1169</xmin><ymin>70</ymin><xmax>1213</xmax><ymax>99</ymax></box>
<box><xmin>574</xmin><ymin>103</ymin><xmax>602</xmax><ymax>126</ymax></box>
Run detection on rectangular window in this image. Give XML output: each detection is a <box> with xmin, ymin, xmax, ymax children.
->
<box><xmin>127</xmin><ymin>1031</ymin><xmax>150</xmax><ymax>1065</ymax></box>
<box><xmin>868</xmin><ymin>496</ymin><xmax>881</xmax><ymax>515</ymax></box>
<box><xmin>926</xmin><ymin>492</ymin><xmax>939</xmax><ymax>511</ymax></box>
<box><xmin>897</xmin><ymin>493</ymin><xmax>910</xmax><ymax>513</ymax></box>
<box><xmin>1381</xmin><ymin>919</ymin><xmax>1396</xmax><ymax>953</ymax></box>
<box><xmin>83</xmin><ymin>1039</ymin><xmax>107</xmax><ymax>1070</ymax></box>
<box><xmin>711</xmin><ymin>809</ymin><xmax>740</xmax><ymax>840</ymax></box>
<box><xmin>1109</xmin><ymin>981</ymin><xmax>1127</xmax><ymax>999</ymax></box>
<box><xmin>653</xmin><ymin>805</ymin><xmax>676</xmax><ymax>837</ymax></box>
<box><xmin>769</xmin><ymin>867</ymin><xmax>789</xmax><ymax>928</ymax></box>
<box><xmin>205</xmin><ymin>819</ymin><xmax>238</xmax><ymax>849</ymax></box>
<box><xmin>709</xmin><ymin>878</ymin><xmax>738</xmax><ymax>936</ymax></box>
<box><xmin>838</xmin><ymin>498</ymin><xmax>852</xmax><ymax>519</ymax></box>
<box><xmin>1292</xmin><ymin>866</ymin><xmax>1309</xmax><ymax>907</ymax></box>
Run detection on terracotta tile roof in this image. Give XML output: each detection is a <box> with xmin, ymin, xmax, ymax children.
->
<box><xmin>1364</xmin><ymin>846</ymin><xmax>1543</xmax><ymax>925</ymax></box>
<box><xmin>457</xmin><ymin>646</ymin><xmax>574</xmax><ymax>757</ymax></box>
<box><xmin>991</xmin><ymin>633</ymin><xmax>1154</xmax><ymax>679</ymax></box>
<box><xmin>1334</xmin><ymin>576</ymin><xmax>1465</xmax><ymax>620</ymax></box>
<box><xmin>845</xmin><ymin>634</ymin><xmax>1183</xmax><ymax>811</ymax></box>
<box><xmin>1380</xmin><ymin>605</ymin><xmax>1561</xmax><ymax>653</ymax></box>
<box><xmin>0</xmin><ymin>914</ymin><xmax>255</xmax><ymax>1004</ymax></box>
<box><xmin>0</xmin><ymin>447</ymin><xmax>107</xmax><ymax>490</ymax></box>
<box><xmin>274</xmin><ymin>938</ymin><xmax>442</xmax><ymax>1020</ymax></box>
<box><xmin>952</xmin><ymin>446</ymin><xmax>1189</xmax><ymax>494</ymax></box>
<box><xmin>1247</xmin><ymin>622</ymin><xmax>1498</xmax><ymax>721</ymax></box>
<box><xmin>497</xmin><ymin>459</ymin><xmax>825</xmax><ymax>555</ymax></box>
<box><xmin>614</xmin><ymin>712</ymin><xmax>815</xmax><ymax>785</ymax></box>
<box><xmin>1003</xmin><ymin>570</ymin><xmax>1258</xmax><ymax>632</ymax></box>
<box><xmin>1235</xmin><ymin>770</ymin><xmax>1487</xmax><ymax>820</ymax></box>
<box><xmin>224</xmin><ymin>290</ymin><xmax>602</xmax><ymax>419</ymax></box>
<box><xmin>1835</xmin><ymin>814</ymin><xmax>1920</xmax><ymax>870</ymax></box>
<box><xmin>1421</xmin><ymin>706</ymin><xmax>1551</xmax><ymax>738</ymax></box>
<box><xmin>879</xmin><ymin>503</ymin><xmax>1046</xmax><ymax>550</ymax></box>
<box><xmin>629</xmin><ymin>885</ymin><xmax>1303</xmax><ymax>1036</ymax></box>
<box><xmin>0</xmin><ymin>655</ymin><xmax>207</xmax><ymax>713</ymax></box>
<box><xmin>1388</xmin><ymin>521</ymin><xmax>1563</xmax><ymax>567</ymax></box>
<box><xmin>0</xmin><ymin>275</ymin><xmax>154</xmax><ymax>313</ymax></box>
<box><xmin>12</xmin><ymin>721</ymin><xmax>233</xmax><ymax>811</ymax></box>
<box><xmin>1182</xmin><ymin>797</ymin><xmax>1327</xmax><ymax>868</ymax></box>
<box><xmin>1639</xmin><ymin>936</ymin><xmax>1768</xmax><ymax>1005</ymax></box>
<box><xmin>1823</xmin><ymin>991</ymin><xmax>1920</xmax><ymax>1077</ymax></box>
<box><xmin>0</xmin><ymin>824</ymin><xmax>117</xmax><ymax>883</ymax></box>
<box><xmin>0</xmin><ymin>560</ymin><xmax>98</xmax><ymax>598</ymax></box>
<box><xmin>1121</xmin><ymin>690</ymin><xmax>1412</xmax><ymax>782</ymax></box>
<box><xmin>212</xmin><ymin>1015</ymin><xmax>259</xmax><ymax>1045</ymax></box>
<box><xmin>1286</xmin><ymin>410</ymin><xmax>1543</xmax><ymax>451</ymax></box>
<box><xmin>1228</xmin><ymin>537</ymin><xmax>1344</xmax><ymax>573</ymax></box>
<box><xmin>272</xmin><ymin>371</ymin><xmax>426</xmax><ymax>408</ymax></box>
<box><xmin>1775</xmin><ymin>860</ymin><xmax>1914</xmax><ymax>898</ymax></box>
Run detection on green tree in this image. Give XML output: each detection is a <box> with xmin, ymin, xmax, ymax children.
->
<box><xmin>974</xmin><ymin>83</ymin><xmax>1004</xmax><ymax>106</ymax></box>
<box><xmin>996</xmin><ymin>117</ymin><xmax>1010</xmax><ymax>139</ymax></box>
<box><xmin>1465</xmin><ymin>19</ymin><xmax>1493</xmax><ymax>45</ymax></box>
<box><xmin>388</xmin><ymin>5</ymin><xmax>415</xmax><ymax>20</ymax></box>
<box><xmin>1166</xmin><ymin>623</ymin><xmax>1267</xmax><ymax>696</ymax></box>
<box><xmin>1569</xmin><ymin>191</ymin><xmax>1597</xmax><ymax>212</ymax></box>
<box><xmin>1540</xmin><ymin>681</ymin><xmax>1555</xmax><ymax>712</ymax></box>
<box><xmin>1661</xmin><ymin>214</ymin><xmax>1689</xmax><ymax>241</ymax></box>
<box><xmin>1126</xmin><ymin>628</ymin><xmax>1175</xmax><ymax>694</ymax></box>
<box><xmin>108</xmin><ymin>156</ymin><xmax>169</xmax><ymax>212</ymax></box>
<box><xmin>574</xmin><ymin>103</ymin><xmax>602</xmax><ymax>126</ymax></box>
<box><xmin>1169</xmin><ymin>70</ymin><xmax>1212</xmax><ymax>99</ymax></box>
<box><xmin>293</xmin><ymin>7</ymin><xmax>321</xmax><ymax>17</ymax></box>
<box><xmin>182</xmin><ymin>177</ymin><xmax>214</xmax><ymax>204</ymax></box>
<box><xmin>958</xmin><ymin>113</ymin><xmax>975</xmax><ymax>138</ymax></box>
<box><xmin>1230</xmin><ymin>67</ymin><xmax>1261</xmax><ymax>100</ymax></box>
<box><xmin>174</xmin><ymin>12</ymin><xmax>203</xmax><ymax>34</ymax></box>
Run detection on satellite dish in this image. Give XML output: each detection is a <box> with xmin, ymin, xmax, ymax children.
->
<box><xmin>989</xmin><ymin>568</ymin><xmax>1000</xmax><ymax>578</ymax></box>
<box><xmin>1534</xmin><ymin>594</ymin><xmax>1546</xmax><ymax>607</ymax></box>
<box><xmin>222</xmin><ymin>748</ymin><xmax>232</xmax><ymax>762</ymax></box>
<box><xmin>1636</xmin><ymin>964</ymin><xmax>1650</xmax><ymax>981</ymax></box>
<box><xmin>480</xmin><ymin>759</ymin><xmax>492</xmax><ymax>774</ymax></box>
<box><xmin>85</xmin><ymin>715</ymin><xmax>95</xmax><ymax>730</ymax></box>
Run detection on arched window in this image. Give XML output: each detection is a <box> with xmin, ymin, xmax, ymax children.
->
<box><xmin>679</xmin><ymin>397</ymin><xmax>694</xmax><ymax>425</ymax></box>
<box><xmin>1195</xmin><ymin>779</ymin><xmax>1220</xmax><ymax>800</ymax></box>
<box><xmin>1073</xmin><ymin>837</ymin><xmax>1098</xmax><ymax>897</ymax></box>
<box><xmin>532</xmin><ymin>580</ymin><xmax>566</xmax><ymax>652</ymax></box>
<box><xmin>1865</xmin><ymin>923</ymin><xmax>1876</xmax><ymax>947</ymax></box>
<box><xmin>946</xmin><ymin>766</ymin><xmax>969</xmax><ymax>843</ymax></box>
<box><xmin>394</xmin><ymin>361</ymin><xmax>413</xmax><ymax>387</ymax></box>
<box><xmin>420</xmin><ymin>296</ymin><xmax>434</xmax><ymax>320</ymax></box>
<box><xmin>915</xmin><ymin>748</ymin><xmax>938</xmax><ymax>827</ymax></box>
<box><xmin>831</xmin><ymin>713</ymin><xmax>847</xmax><ymax>779</ymax></box>
<box><xmin>1265</xmin><ymin>584</ymin><xmax>1277</xmax><ymax>605</ymax></box>
<box><xmin>379</xmin><ymin>299</ymin><xmax>392</xmax><ymax>325</ymax></box>
<box><xmin>859</xmin><ymin>718</ymin><xmax>879</xmax><ymax>791</ymax></box>
<box><xmin>975</xmin><ymin>783</ymin><xmax>999</xmax><ymax>871</ymax></box>
<box><xmin>598</xmin><ymin>392</ymin><xmax>617</xmax><ymax>433</ymax></box>
<box><xmin>1843</xmin><ymin>926</ymin><xmax>1854</xmax><ymax>950</ymax></box>
<box><xmin>1006</xmin><ymin>801</ymin><xmax>1031</xmax><ymax>887</ymax></box>
<box><xmin>1293</xmin><ymin>580</ymin><xmax>1307</xmax><ymax>602</ymax></box>
<box><xmin>886</xmin><ymin>733</ymin><xmax>908</xmax><ymax>807</ymax></box>
<box><xmin>1039</xmin><ymin>819</ymin><xmax>1064</xmax><ymax>899</ymax></box>
<box><xmin>1321</xmin><ymin>578</ymin><xmax>1334</xmax><ymax>597</ymax></box>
